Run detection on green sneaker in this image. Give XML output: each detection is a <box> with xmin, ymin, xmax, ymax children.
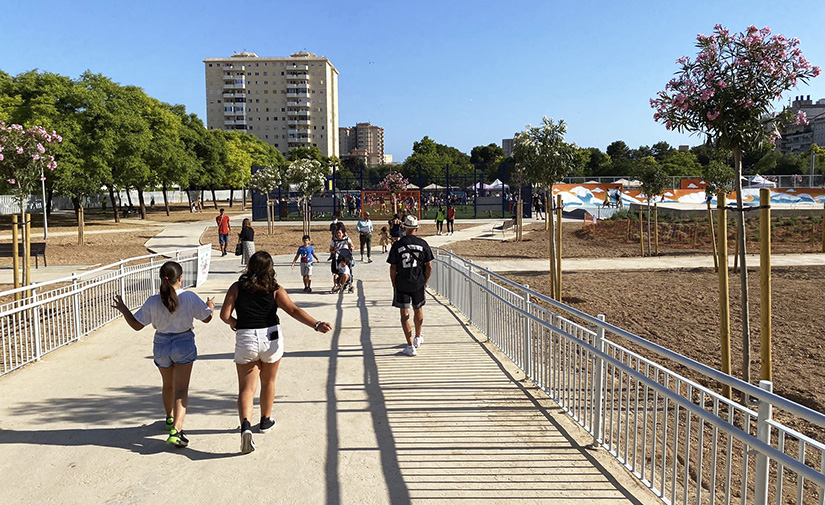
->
<box><xmin>165</xmin><ymin>417</ymin><xmax>175</xmax><ymax>433</ymax></box>
<box><xmin>166</xmin><ymin>429</ymin><xmax>189</xmax><ymax>448</ymax></box>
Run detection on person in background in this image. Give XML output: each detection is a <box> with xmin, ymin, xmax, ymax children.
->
<box><xmin>291</xmin><ymin>234</ymin><xmax>320</xmax><ymax>292</ymax></box>
<box><xmin>389</xmin><ymin>214</ymin><xmax>403</xmax><ymax>244</ymax></box>
<box><xmin>220</xmin><ymin>251</ymin><xmax>331</xmax><ymax>454</ymax></box>
<box><xmin>378</xmin><ymin>226</ymin><xmax>391</xmax><ymax>253</ymax></box>
<box><xmin>435</xmin><ymin>206</ymin><xmax>445</xmax><ymax>235</ymax></box>
<box><xmin>329</xmin><ymin>225</ymin><xmax>353</xmax><ymax>291</ymax></box>
<box><xmin>216</xmin><ymin>208</ymin><xmax>231</xmax><ymax>257</ymax></box>
<box><xmin>356</xmin><ymin>211</ymin><xmax>374</xmax><ymax>263</ymax></box>
<box><xmin>239</xmin><ymin>218</ymin><xmax>255</xmax><ymax>266</ymax></box>
<box><xmin>446</xmin><ymin>204</ymin><xmax>455</xmax><ymax>235</ymax></box>
<box><xmin>111</xmin><ymin>261</ymin><xmax>214</xmax><ymax>448</ymax></box>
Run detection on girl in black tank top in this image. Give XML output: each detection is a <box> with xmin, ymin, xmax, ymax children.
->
<box><xmin>234</xmin><ymin>277</ymin><xmax>280</xmax><ymax>330</ymax></box>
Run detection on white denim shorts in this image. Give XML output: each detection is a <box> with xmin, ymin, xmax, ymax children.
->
<box><xmin>234</xmin><ymin>325</ymin><xmax>284</xmax><ymax>364</ymax></box>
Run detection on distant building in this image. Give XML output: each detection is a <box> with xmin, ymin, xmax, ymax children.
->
<box><xmin>777</xmin><ymin>95</ymin><xmax>825</xmax><ymax>153</ymax></box>
<box><xmin>339</xmin><ymin>122</ymin><xmax>386</xmax><ymax>166</ymax></box>
<box><xmin>678</xmin><ymin>145</ymin><xmax>690</xmax><ymax>152</ymax></box>
<box><xmin>203</xmin><ymin>51</ymin><xmax>340</xmax><ymax>158</ymax></box>
<box><xmin>502</xmin><ymin>133</ymin><xmax>521</xmax><ymax>158</ymax></box>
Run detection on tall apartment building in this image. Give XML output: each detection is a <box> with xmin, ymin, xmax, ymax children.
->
<box><xmin>203</xmin><ymin>51</ymin><xmax>340</xmax><ymax>158</ymax></box>
<box><xmin>777</xmin><ymin>95</ymin><xmax>825</xmax><ymax>154</ymax></box>
<box><xmin>339</xmin><ymin>122</ymin><xmax>385</xmax><ymax>166</ymax></box>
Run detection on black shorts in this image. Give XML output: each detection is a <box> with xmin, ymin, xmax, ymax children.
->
<box><xmin>393</xmin><ymin>287</ymin><xmax>426</xmax><ymax>310</ymax></box>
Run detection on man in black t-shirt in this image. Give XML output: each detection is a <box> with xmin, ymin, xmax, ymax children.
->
<box><xmin>387</xmin><ymin>215</ymin><xmax>434</xmax><ymax>357</ymax></box>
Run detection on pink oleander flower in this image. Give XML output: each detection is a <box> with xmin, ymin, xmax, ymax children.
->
<box><xmin>36</xmin><ymin>143</ymin><xmax>45</xmax><ymax>153</ymax></box>
<box><xmin>16</xmin><ymin>147</ymin><xmax>23</xmax><ymax>154</ymax></box>
<box><xmin>794</xmin><ymin>110</ymin><xmax>809</xmax><ymax>125</ymax></box>
<box><xmin>7</xmin><ymin>178</ymin><xmax>15</xmax><ymax>185</ymax></box>
<box><xmin>32</xmin><ymin>154</ymin><xmax>40</xmax><ymax>160</ymax></box>
<box><xmin>707</xmin><ymin>110</ymin><xmax>721</xmax><ymax>120</ymax></box>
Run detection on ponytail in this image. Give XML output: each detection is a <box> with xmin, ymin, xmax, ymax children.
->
<box><xmin>159</xmin><ymin>261</ymin><xmax>183</xmax><ymax>313</ymax></box>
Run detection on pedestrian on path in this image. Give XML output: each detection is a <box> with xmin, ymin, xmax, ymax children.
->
<box><xmin>435</xmin><ymin>206</ymin><xmax>445</xmax><ymax>235</ymax></box>
<box><xmin>111</xmin><ymin>261</ymin><xmax>215</xmax><ymax>448</ymax></box>
<box><xmin>356</xmin><ymin>211</ymin><xmax>374</xmax><ymax>263</ymax></box>
<box><xmin>291</xmin><ymin>234</ymin><xmax>319</xmax><ymax>292</ymax></box>
<box><xmin>446</xmin><ymin>204</ymin><xmax>455</xmax><ymax>235</ymax></box>
<box><xmin>239</xmin><ymin>218</ymin><xmax>255</xmax><ymax>266</ymax></box>
<box><xmin>220</xmin><ymin>251</ymin><xmax>332</xmax><ymax>454</ymax></box>
<box><xmin>389</xmin><ymin>214</ymin><xmax>403</xmax><ymax>243</ymax></box>
<box><xmin>387</xmin><ymin>215</ymin><xmax>434</xmax><ymax>357</ymax></box>
<box><xmin>329</xmin><ymin>225</ymin><xmax>353</xmax><ymax>290</ymax></box>
<box><xmin>216</xmin><ymin>208</ymin><xmax>231</xmax><ymax>256</ymax></box>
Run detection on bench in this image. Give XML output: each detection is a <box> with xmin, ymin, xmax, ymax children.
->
<box><xmin>492</xmin><ymin>218</ymin><xmax>516</xmax><ymax>237</ymax></box>
<box><xmin>0</xmin><ymin>242</ymin><xmax>47</xmax><ymax>268</ymax></box>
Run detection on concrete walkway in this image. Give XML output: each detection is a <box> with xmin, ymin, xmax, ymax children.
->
<box><xmin>0</xmin><ymin>218</ymin><xmax>660</xmax><ymax>504</ymax></box>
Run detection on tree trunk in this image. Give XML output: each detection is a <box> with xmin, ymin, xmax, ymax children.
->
<box><xmin>185</xmin><ymin>189</ymin><xmax>194</xmax><ymax>212</ymax></box>
<box><xmin>137</xmin><ymin>188</ymin><xmax>147</xmax><ymax>219</ymax></box>
<box><xmin>107</xmin><ymin>186</ymin><xmax>120</xmax><ymax>223</ymax></box>
<box><xmin>71</xmin><ymin>196</ymin><xmax>85</xmax><ymax>246</ymax></box>
<box><xmin>242</xmin><ymin>187</ymin><xmax>246</xmax><ymax>211</ymax></box>
<box><xmin>46</xmin><ymin>187</ymin><xmax>54</xmax><ymax>218</ymax></box>
<box><xmin>211</xmin><ymin>189</ymin><xmax>218</xmax><ymax>209</ymax></box>
<box><xmin>647</xmin><ymin>201</ymin><xmax>652</xmax><ymax>255</ymax></box>
<box><xmin>733</xmin><ymin>147</ymin><xmax>751</xmax><ymax>385</ymax></box>
<box><xmin>19</xmin><ymin>202</ymin><xmax>29</xmax><ymax>286</ymax></box>
<box><xmin>229</xmin><ymin>189</ymin><xmax>234</xmax><ymax>208</ymax></box>
<box><xmin>548</xmin><ymin>185</ymin><xmax>557</xmax><ymax>300</ymax></box>
<box><xmin>162</xmin><ymin>183</ymin><xmax>171</xmax><ymax>216</ymax></box>
<box><xmin>125</xmin><ymin>188</ymin><xmax>133</xmax><ymax>208</ymax></box>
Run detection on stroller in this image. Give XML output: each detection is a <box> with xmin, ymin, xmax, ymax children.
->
<box><xmin>333</xmin><ymin>248</ymin><xmax>355</xmax><ymax>293</ymax></box>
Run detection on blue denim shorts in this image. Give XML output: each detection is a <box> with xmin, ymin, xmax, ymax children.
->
<box><xmin>153</xmin><ymin>331</ymin><xmax>197</xmax><ymax>368</ymax></box>
<box><xmin>219</xmin><ymin>233</ymin><xmax>229</xmax><ymax>245</ymax></box>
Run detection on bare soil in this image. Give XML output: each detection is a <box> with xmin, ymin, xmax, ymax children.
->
<box><xmin>447</xmin><ymin>217</ymin><xmax>825</xmax><ymax>260</ymax></box>
<box><xmin>199</xmin><ymin>222</ymin><xmax>475</xmax><ymax>256</ymax></box>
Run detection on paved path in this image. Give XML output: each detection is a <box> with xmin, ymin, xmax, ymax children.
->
<box><xmin>0</xmin><ymin>219</ymin><xmax>659</xmax><ymax>504</ymax></box>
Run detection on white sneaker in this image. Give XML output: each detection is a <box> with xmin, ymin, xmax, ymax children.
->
<box><xmin>413</xmin><ymin>336</ymin><xmax>423</xmax><ymax>348</ymax></box>
<box><xmin>402</xmin><ymin>345</ymin><xmax>417</xmax><ymax>356</ymax></box>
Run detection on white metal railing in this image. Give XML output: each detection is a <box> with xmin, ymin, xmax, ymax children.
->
<box><xmin>431</xmin><ymin>248</ymin><xmax>825</xmax><ymax>505</ymax></box>
<box><xmin>0</xmin><ymin>246</ymin><xmax>211</xmax><ymax>377</ymax></box>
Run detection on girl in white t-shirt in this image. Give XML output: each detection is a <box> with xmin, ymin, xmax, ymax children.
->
<box><xmin>111</xmin><ymin>261</ymin><xmax>214</xmax><ymax>448</ymax></box>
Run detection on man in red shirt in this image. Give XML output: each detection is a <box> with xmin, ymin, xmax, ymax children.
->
<box><xmin>216</xmin><ymin>208</ymin><xmax>231</xmax><ymax>256</ymax></box>
<box><xmin>446</xmin><ymin>204</ymin><xmax>456</xmax><ymax>235</ymax></box>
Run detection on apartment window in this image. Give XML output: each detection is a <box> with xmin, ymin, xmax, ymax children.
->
<box><xmin>249</xmin><ymin>126</ymin><xmax>253</xmax><ymax>130</ymax></box>
<box><xmin>256</xmin><ymin>99</ymin><xmax>260</xmax><ymax>103</ymax></box>
<box><xmin>320</xmin><ymin>135</ymin><xmax>324</xmax><ymax>138</ymax></box>
<box><xmin>281</xmin><ymin>72</ymin><xmax>285</xmax><ymax>75</ymax></box>
<box><xmin>209</xmin><ymin>63</ymin><xmax>213</xmax><ymax>67</ymax></box>
<box><xmin>255</xmin><ymin>72</ymin><xmax>259</xmax><ymax>76</ymax></box>
<box><xmin>255</xmin><ymin>63</ymin><xmax>259</xmax><ymax>67</ymax></box>
<box><xmin>263</xmin><ymin>72</ymin><xmax>267</xmax><ymax>76</ymax></box>
<box><xmin>321</xmin><ymin>125</ymin><xmax>325</xmax><ymax>130</ymax></box>
<box><xmin>209</xmin><ymin>90</ymin><xmax>214</xmax><ymax>95</ymax></box>
<box><xmin>266</xmin><ymin>108</ymin><xmax>270</xmax><ymax>112</ymax></box>
<box><xmin>264</xmin><ymin>81</ymin><xmax>268</xmax><ymax>85</ymax></box>
<box><xmin>209</xmin><ymin>100</ymin><xmax>214</xmax><ymax>105</ymax></box>
<box><xmin>217</xmin><ymin>100</ymin><xmax>221</xmax><ymax>103</ymax></box>
<box><xmin>281</xmin><ymin>108</ymin><xmax>285</xmax><ymax>112</ymax></box>
<box><xmin>282</xmin><ymin>135</ymin><xmax>286</xmax><ymax>139</ymax></box>
<box><xmin>266</xmin><ymin>117</ymin><xmax>269</xmax><ymax>121</ymax></box>
<box><xmin>319</xmin><ymin>90</ymin><xmax>324</xmax><ymax>94</ymax></box>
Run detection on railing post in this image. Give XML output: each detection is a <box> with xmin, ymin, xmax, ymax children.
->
<box><xmin>32</xmin><ymin>287</ymin><xmax>42</xmax><ymax>361</ymax></box>
<box><xmin>754</xmin><ymin>380</ymin><xmax>773</xmax><ymax>505</ymax></box>
<box><xmin>485</xmin><ymin>272</ymin><xmax>492</xmax><ymax>339</ymax></box>
<box><xmin>523</xmin><ymin>285</ymin><xmax>531</xmax><ymax>376</ymax></box>
<box><xmin>119</xmin><ymin>263</ymin><xmax>126</xmax><ymax>301</ymax></box>
<box><xmin>592</xmin><ymin>314</ymin><xmax>606</xmax><ymax>446</ymax></box>
<box><xmin>72</xmin><ymin>275</ymin><xmax>82</xmax><ymax>340</ymax></box>
<box><xmin>448</xmin><ymin>250</ymin><xmax>453</xmax><ymax>301</ymax></box>
<box><xmin>468</xmin><ymin>260</ymin><xmax>473</xmax><ymax>325</ymax></box>
<box><xmin>150</xmin><ymin>258</ymin><xmax>157</xmax><ymax>293</ymax></box>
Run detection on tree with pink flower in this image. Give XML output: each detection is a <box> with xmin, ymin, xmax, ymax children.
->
<box><xmin>0</xmin><ymin>122</ymin><xmax>62</xmax><ymax>285</ymax></box>
<box><xmin>651</xmin><ymin>24</ymin><xmax>820</xmax><ymax>384</ymax></box>
<box><xmin>379</xmin><ymin>170</ymin><xmax>410</xmax><ymax>215</ymax></box>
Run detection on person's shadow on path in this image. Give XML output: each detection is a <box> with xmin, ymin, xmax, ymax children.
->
<box><xmin>0</xmin><ymin>385</ymin><xmax>240</xmax><ymax>460</ymax></box>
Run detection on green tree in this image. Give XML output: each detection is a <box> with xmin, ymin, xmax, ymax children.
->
<box><xmin>660</xmin><ymin>150</ymin><xmax>702</xmax><ymax>176</ymax></box>
<box><xmin>633</xmin><ymin>156</ymin><xmax>669</xmax><ymax>254</ymax></box>
<box><xmin>470</xmin><ymin>143</ymin><xmax>505</xmax><ymax>182</ymax></box>
<box><xmin>513</xmin><ymin>117</ymin><xmax>577</xmax><ymax>300</ymax></box>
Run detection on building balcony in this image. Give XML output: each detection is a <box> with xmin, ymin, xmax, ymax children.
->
<box><xmin>287</xmin><ymin>119</ymin><xmax>310</xmax><ymax>126</ymax></box>
<box><xmin>224</xmin><ymin>118</ymin><xmax>247</xmax><ymax>126</ymax></box>
<box><xmin>287</xmin><ymin>100</ymin><xmax>310</xmax><ymax>108</ymax></box>
<box><xmin>287</xmin><ymin>65</ymin><xmax>309</xmax><ymax>71</ymax></box>
<box><xmin>222</xmin><ymin>83</ymin><xmax>246</xmax><ymax>90</ymax></box>
<box><xmin>286</xmin><ymin>91</ymin><xmax>310</xmax><ymax>98</ymax></box>
<box><xmin>223</xmin><ymin>91</ymin><xmax>246</xmax><ymax>98</ymax></box>
<box><xmin>288</xmin><ymin>137</ymin><xmax>311</xmax><ymax>144</ymax></box>
<box><xmin>224</xmin><ymin>110</ymin><xmax>245</xmax><ymax>116</ymax></box>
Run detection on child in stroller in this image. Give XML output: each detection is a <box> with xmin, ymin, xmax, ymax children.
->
<box><xmin>331</xmin><ymin>248</ymin><xmax>354</xmax><ymax>293</ymax></box>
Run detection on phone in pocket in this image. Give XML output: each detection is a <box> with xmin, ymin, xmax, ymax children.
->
<box><xmin>268</xmin><ymin>324</ymin><xmax>281</xmax><ymax>341</ymax></box>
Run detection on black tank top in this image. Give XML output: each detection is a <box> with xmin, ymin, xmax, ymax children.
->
<box><xmin>235</xmin><ymin>282</ymin><xmax>280</xmax><ymax>329</ymax></box>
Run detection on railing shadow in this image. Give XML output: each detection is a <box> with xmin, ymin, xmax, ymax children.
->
<box><xmin>0</xmin><ymin>385</ymin><xmax>239</xmax><ymax>460</ymax></box>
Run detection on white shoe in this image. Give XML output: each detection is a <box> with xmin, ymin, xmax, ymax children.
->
<box><xmin>413</xmin><ymin>336</ymin><xmax>423</xmax><ymax>348</ymax></box>
<box><xmin>330</xmin><ymin>285</ymin><xmax>340</xmax><ymax>293</ymax></box>
<box><xmin>402</xmin><ymin>345</ymin><xmax>417</xmax><ymax>356</ymax></box>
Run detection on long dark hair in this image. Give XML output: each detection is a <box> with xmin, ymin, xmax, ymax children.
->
<box><xmin>242</xmin><ymin>218</ymin><xmax>252</xmax><ymax>229</ymax></box>
<box><xmin>240</xmin><ymin>251</ymin><xmax>279</xmax><ymax>294</ymax></box>
<box><xmin>159</xmin><ymin>261</ymin><xmax>183</xmax><ymax>313</ymax></box>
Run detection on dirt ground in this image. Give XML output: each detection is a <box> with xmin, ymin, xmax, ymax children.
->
<box><xmin>199</xmin><ymin>222</ymin><xmax>475</xmax><ymax>256</ymax></box>
<box><xmin>448</xmin><ymin>218</ymin><xmax>825</xmax><ymax>260</ymax></box>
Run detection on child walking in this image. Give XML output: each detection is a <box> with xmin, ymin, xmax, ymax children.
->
<box><xmin>111</xmin><ymin>261</ymin><xmax>214</xmax><ymax>448</ymax></box>
<box><xmin>291</xmin><ymin>235</ymin><xmax>319</xmax><ymax>292</ymax></box>
<box><xmin>378</xmin><ymin>226</ymin><xmax>390</xmax><ymax>253</ymax></box>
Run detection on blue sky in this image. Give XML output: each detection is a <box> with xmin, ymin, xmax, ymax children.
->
<box><xmin>2</xmin><ymin>0</ymin><xmax>823</xmax><ymax>161</ymax></box>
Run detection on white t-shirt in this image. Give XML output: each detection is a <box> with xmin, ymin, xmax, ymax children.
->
<box><xmin>337</xmin><ymin>264</ymin><xmax>351</xmax><ymax>277</ymax></box>
<box><xmin>134</xmin><ymin>289</ymin><xmax>212</xmax><ymax>334</ymax></box>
